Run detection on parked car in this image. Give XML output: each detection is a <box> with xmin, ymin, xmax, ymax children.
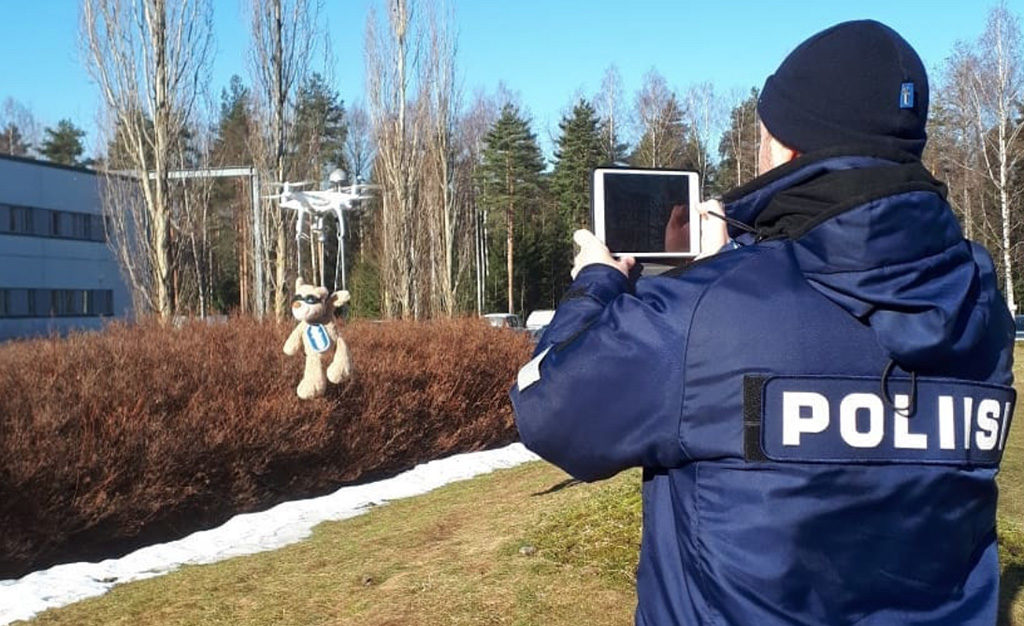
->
<box><xmin>483</xmin><ymin>313</ymin><xmax>524</xmax><ymax>330</ymax></box>
<box><xmin>1015</xmin><ymin>315</ymin><xmax>1024</xmax><ymax>342</ymax></box>
<box><xmin>525</xmin><ymin>309</ymin><xmax>556</xmax><ymax>341</ymax></box>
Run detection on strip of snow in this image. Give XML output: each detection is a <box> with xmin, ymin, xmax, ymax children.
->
<box><xmin>0</xmin><ymin>442</ymin><xmax>539</xmax><ymax>624</ymax></box>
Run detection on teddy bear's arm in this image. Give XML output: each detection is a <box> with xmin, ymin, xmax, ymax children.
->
<box><xmin>283</xmin><ymin>323</ymin><xmax>305</xmax><ymax>355</ymax></box>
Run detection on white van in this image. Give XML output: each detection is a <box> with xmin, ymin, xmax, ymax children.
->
<box><xmin>526</xmin><ymin>309</ymin><xmax>556</xmax><ymax>331</ymax></box>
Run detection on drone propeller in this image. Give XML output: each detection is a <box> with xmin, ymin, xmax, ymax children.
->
<box><xmin>268</xmin><ymin>181</ymin><xmax>314</xmax><ymax>188</ymax></box>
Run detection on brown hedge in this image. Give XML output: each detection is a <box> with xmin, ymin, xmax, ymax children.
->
<box><xmin>0</xmin><ymin>317</ymin><xmax>533</xmax><ymax>579</ymax></box>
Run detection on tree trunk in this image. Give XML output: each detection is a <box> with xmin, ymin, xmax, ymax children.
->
<box><xmin>506</xmin><ymin>159</ymin><xmax>515</xmax><ymax>315</ymax></box>
<box><xmin>150</xmin><ymin>0</ymin><xmax>173</xmax><ymax>321</ymax></box>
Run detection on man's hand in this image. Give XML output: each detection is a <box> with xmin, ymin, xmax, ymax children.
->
<box><xmin>571</xmin><ymin>229</ymin><xmax>635</xmax><ymax>280</ymax></box>
<box><xmin>696</xmin><ymin>199</ymin><xmax>729</xmax><ymax>259</ymax></box>
<box><xmin>664</xmin><ymin>204</ymin><xmax>691</xmax><ymax>253</ymax></box>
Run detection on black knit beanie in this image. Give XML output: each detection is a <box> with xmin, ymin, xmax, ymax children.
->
<box><xmin>758</xmin><ymin>20</ymin><xmax>929</xmax><ymax>156</ymax></box>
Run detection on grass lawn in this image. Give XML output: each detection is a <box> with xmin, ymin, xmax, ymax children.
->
<box><xmin>998</xmin><ymin>346</ymin><xmax>1024</xmax><ymax>625</ymax></box>
<box><xmin>19</xmin><ymin>347</ymin><xmax>1024</xmax><ymax>626</ymax></box>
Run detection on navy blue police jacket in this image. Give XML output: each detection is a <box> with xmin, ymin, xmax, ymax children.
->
<box><xmin>510</xmin><ymin>147</ymin><xmax>1016</xmax><ymax>626</ymax></box>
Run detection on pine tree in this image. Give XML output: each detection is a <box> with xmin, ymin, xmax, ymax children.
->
<box><xmin>546</xmin><ymin>99</ymin><xmax>605</xmax><ymax>305</ymax></box>
<box><xmin>477</xmin><ymin>104</ymin><xmax>546</xmax><ymax>314</ymax></box>
<box><xmin>209</xmin><ymin>75</ymin><xmax>256</xmax><ymax>313</ymax></box>
<box><xmin>552</xmin><ymin>99</ymin><xmax>604</xmax><ymax>228</ymax></box>
<box><xmin>213</xmin><ymin>76</ymin><xmax>254</xmax><ymax>165</ymax></box>
<box><xmin>40</xmin><ymin>119</ymin><xmax>87</xmax><ymax>166</ymax></box>
<box><xmin>291</xmin><ymin>72</ymin><xmax>348</xmax><ymax>182</ymax></box>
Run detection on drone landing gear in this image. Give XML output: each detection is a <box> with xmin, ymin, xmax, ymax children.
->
<box><xmin>296</xmin><ymin>214</ymin><xmax>345</xmax><ymax>292</ymax></box>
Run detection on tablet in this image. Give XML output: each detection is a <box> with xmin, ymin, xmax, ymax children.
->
<box><xmin>591</xmin><ymin>167</ymin><xmax>700</xmax><ymax>258</ymax></box>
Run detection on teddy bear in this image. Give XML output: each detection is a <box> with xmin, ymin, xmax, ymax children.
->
<box><xmin>283</xmin><ymin>277</ymin><xmax>352</xmax><ymax>399</ymax></box>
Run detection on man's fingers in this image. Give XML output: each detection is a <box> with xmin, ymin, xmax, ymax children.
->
<box><xmin>696</xmin><ymin>199</ymin><xmax>730</xmax><ymax>260</ymax></box>
<box><xmin>697</xmin><ymin>199</ymin><xmax>723</xmax><ymax>218</ymax></box>
<box><xmin>573</xmin><ymin>229</ymin><xmax>599</xmax><ymax>249</ymax></box>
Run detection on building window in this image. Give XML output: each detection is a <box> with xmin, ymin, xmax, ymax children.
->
<box><xmin>32</xmin><ymin>289</ymin><xmax>47</xmax><ymax>316</ymax></box>
<box><xmin>90</xmin><ymin>215</ymin><xmax>106</xmax><ymax>242</ymax></box>
<box><xmin>0</xmin><ymin>288</ymin><xmax>113</xmax><ymax>318</ymax></box>
<box><xmin>50</xmin><ymin>290</ymin><xmax>87</xmax><ymax>316</ymax></box>
<box><xmin>72</xmin><ymin>214</ymin><xmax>89</xmax><ymax>239</ymax></box>
<box><xmin>2</xmin><ymin>289</ymin><xmax>29</xmax><ymax>317</ymax></box>
<box><xmin>0</xmin><ymin>206</ymin><xmax>106</xmax><ymax>242</ymax></box>
<box><xmin>10</xmin><ymin>206</ymin><xmax>33</xmax><ymax>234</ymax></box>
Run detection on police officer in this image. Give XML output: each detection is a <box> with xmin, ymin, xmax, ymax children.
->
<box><xmin>511</xmin><ymin>20</ymin><xmax>1016</xmax><ymax>626</ymax></box>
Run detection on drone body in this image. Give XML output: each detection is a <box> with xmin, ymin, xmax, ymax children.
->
<box><xmin>266</xmin><ymin>180</ymin><xmax>377</xmax><ymax>290</ymax></box>
<box><xmin>275</xmin><ymin>182</ymin><xmax>372</xmax><ymax>240</ymax></box>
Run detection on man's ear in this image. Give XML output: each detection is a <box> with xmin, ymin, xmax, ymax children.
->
<box><xmin>331</xmin><ymin>290</ymin><xmax>351</xmax><ymax>307</ymax></box>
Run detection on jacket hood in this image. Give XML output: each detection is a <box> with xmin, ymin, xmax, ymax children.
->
<box><xmin>723</xmin><ymin>147</ymin><xmax>1013</xmax><ymax>376</ymax></box>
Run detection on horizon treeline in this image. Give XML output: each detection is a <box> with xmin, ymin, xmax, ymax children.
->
<box><xmin>0</xmin><ymin>1</ymin><xmax>1021</xmax><ymax>320</ymax></box>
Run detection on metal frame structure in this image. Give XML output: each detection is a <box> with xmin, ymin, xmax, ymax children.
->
<box><xmin>138</xmin><ymin>166</ymin><xmax>266</xmax><ymax>316</ymax></box>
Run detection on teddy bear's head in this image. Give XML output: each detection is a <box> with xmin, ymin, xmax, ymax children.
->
<box><xmin>291</xmin><ymin>277</ymin><xmax>350</xmax><ymax>323</ymax></box>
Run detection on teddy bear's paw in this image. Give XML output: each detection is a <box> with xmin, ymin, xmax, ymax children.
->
<box><xmin>297</xmin><ymin>377</ymin><xmax>326</xmax><ymax>399</ymax></box>
<box><xmin>327</xmin><ymin>361</ymin><xmax>351</xmax><ymax>384</ymax></box>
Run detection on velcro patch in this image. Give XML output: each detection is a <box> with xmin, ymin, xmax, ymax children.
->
<box><xmin>744</xmin><ymin>375</ymin><xmax>1015</xmax><ymax>466</ymax></box>
<box><xmin>900</xmin><ymin>82</ymin><xmax>915</xmax><ymax>109</ymax></box>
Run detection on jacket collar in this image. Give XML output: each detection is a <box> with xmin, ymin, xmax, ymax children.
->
<box><xmin>721</xmin><ymin>145</ymin><xmax>925</xmax><ymax>240</ymax></box>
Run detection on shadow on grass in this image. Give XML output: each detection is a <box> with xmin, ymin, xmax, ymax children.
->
<box><xmin>531</xmin><ymin>478</ymin><xmax>582</xmax><ymax>497</ymax></box>
<box><xmin>1001</xmin><ymin>562</ymin><xmax>1023</xmax><ymax>626</ymax></box>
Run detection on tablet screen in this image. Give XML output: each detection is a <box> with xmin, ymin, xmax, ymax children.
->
<box><xmin>601</xmin><ymin>171</ymin><xmax>693</xmax><ymax>255</ymax></box>
<box><xmin>592</xmin><ymin>168</ymin><xmax>700</xmax><ymax>258</ymax></box>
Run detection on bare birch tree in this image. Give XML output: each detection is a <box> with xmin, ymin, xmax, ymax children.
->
<box><xmin>594</xmin><ymin>65</ymin><xmax>626</xmax><ymax>164</ymax></box>
<box><xmin>719</xmin><ymin>88</ymin><xmax>760</xmax><ymax>189</ymax></box>
<box><xmin>366</xmin><ymin>0</ymin><xmax>426</xmax><ymax>319</ymax></box>
<box><xmin>930</xmin><ymin>44</ymin><xmax>986</xmax><ymax>242</ymax></box>
<box><xmin>682</xmin><ymin>81</ymin><xmax>721</xmax><ymax>198</ymax></box>
<box><xmin>174</xmin><ymin>126</ymin><xmax>217</xmax><ymax>317</ymax></box>
<box><xmin>248</xmin><ymin>0</ymin><xmax>320</xmax><ymax>317</ymax></box>
<box><xmin>419</xmin><ymin>1</ymin><xmax>466</xmax><ymax>316</ymax></box>
<box><xmin>0</xmin><ymin>98</ymin><xmax>40</xmax><ymax>156</ymax></box>
<box><xmin>82</xmin><ymin>0</ymin><xmax>212</xmax><ymax>320</ymax></box>
<box><xmin>632</xmin><ymin>69</ymin><xmax>685</xmax><ymax>168</ymax></box>
<box><xmin>962</xmin><ymin>3</ymin><xmax>1024</xmax><ymax>313</ymax></box>
<box><xmin>344</xmin><ymin>102</ymin><xmax>375</xmax><ymax>183</ymax></box>
<box><xmin>461</xmin><ymin>90</ymin><xmax>499</xmax><ymax>314</ymax></box>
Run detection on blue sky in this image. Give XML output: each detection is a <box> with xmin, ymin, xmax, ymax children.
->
<box><xmin>0</xmin><ymin>0</ymin><xmax>1020</xmax><ymax>159</ymax></box>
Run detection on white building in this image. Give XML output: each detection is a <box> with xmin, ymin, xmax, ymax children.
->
<box><xmin>0</xmin><ymin>154</ymin><xmax>132</xmax><ymax>341</ymax></box>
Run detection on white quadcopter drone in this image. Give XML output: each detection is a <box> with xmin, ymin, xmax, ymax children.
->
<box><xmin>265</xmin><ymin>171</ymin><xmax>377</xmax><ymax>290</ymax></box>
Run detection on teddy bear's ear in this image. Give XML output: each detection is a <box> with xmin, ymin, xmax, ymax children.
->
<box><xmin>331</xmin><ymin>290</ymin><xmax>351</xmax><ymax>307</ymax></box>
<box><xmin>315</xmin><ymin>286</ymin><xmax>329</xmax><ymax>300</ymax></box>
<box><xmin>295</xmin><ymin>277</ymin><xmax>306</xmax><ymax>290</ymax></box>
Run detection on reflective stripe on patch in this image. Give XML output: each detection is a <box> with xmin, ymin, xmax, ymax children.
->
<box><xmin>305</xmin><ymin>324</ymin><xmax>332</xmax><ymax>353</ymax></box>
<box><xmin>517</xmin><ymin>347</ymin><xmax>551</xmax><ymax>391</ymax></box>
